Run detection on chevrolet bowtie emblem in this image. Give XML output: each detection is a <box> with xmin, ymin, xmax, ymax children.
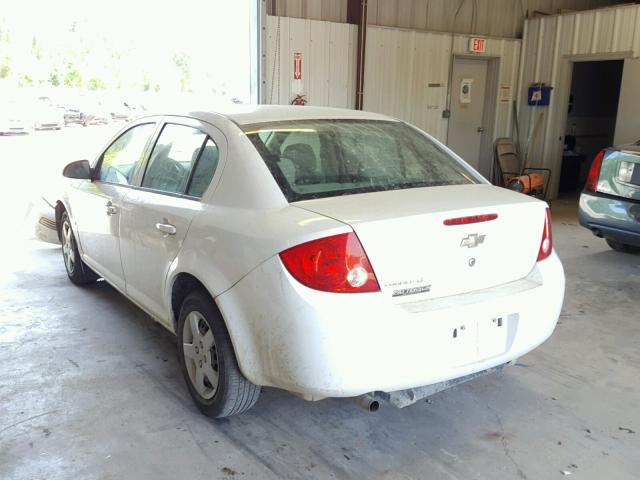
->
<box><xmin>460</xmin><ymin>233</ymin><xmax>486</xmax><ymax>248</ymax></box>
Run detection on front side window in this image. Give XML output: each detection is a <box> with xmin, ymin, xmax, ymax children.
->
<box><xmin>142</xmin><ymin>124</ymin><xmax>211</xmax><ymax>196</ymax></box>
<box><xmin>244</xmin><ymin>119</ymin><xmax>479</xmax><ymax>201</ymax></box>
<box><xmin>97</xmin><ymin>123</ymin><xmax>155</xmax><ymax>185</ymax></box>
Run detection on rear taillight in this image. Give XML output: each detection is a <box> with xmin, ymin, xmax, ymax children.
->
<box><xmin>537</xmin><ymin>208</ymin><xmax>553</xmax><ymax>261</ymax></box>
<box><xmin>585</xmin><ymin>150</ymin><xmax>606</xmax><ymax>192</ymax></box>
<box><xmin>279</xmin><ymin>232</ymin><xmax>380</xmax><ymax>293</ymax></box>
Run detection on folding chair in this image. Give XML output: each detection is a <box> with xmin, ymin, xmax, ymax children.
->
<box><xmin>494</xmin><ymin>137</ymin><xmax>551</xmax><ymax>198</ymax></box>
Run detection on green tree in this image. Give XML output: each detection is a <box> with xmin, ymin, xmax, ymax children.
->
<box><xmin>174</xmin><ymin>52</ymin><xmax>191</xmax><ymax>92</ymax></box>
<box><xmin>0</xmin><ymin>61</ymin><xmax>9</xmax><ymax>79</ymax></box>
<box><xmin>31</xmin><ymin>36</ymin><xmax>42</xmax><ymax>60</ymax></box>
<box><xmin>87</xmin><ymin>78</ymin><xmax>105</xmax><ymax>90</ymax></box>
<box><xmin>49</xmin><ymin>71</ymin><xmax>61</xmax><ymax>86</ymax></box>
<box><xmin>17</xmin><ymin>73</ymin><xmax>33</xmax><ymax>86</ymax></box>
<box><xmin>64</xmin><ymin>64</ymin><xmax>82</xmax><ymax>88</ymax></box>
<box><xmin>142</xmin><ymin>71</ymin><xmax>151</xmax><ymax>92</ymax></box>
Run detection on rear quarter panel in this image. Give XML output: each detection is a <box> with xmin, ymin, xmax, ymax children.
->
<box><xmin>163</xmin><ymin>130</ymin><xmax>351</xmax><ymax>327</ymax></box>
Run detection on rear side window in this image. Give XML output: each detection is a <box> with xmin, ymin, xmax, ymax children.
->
<box><xmin>188</xmin><ymin>138</ymin><xmax>219</xmax><ymax>197</ymax></box>
<box><xmin>142</xmin><ymin>124</ymin><xmax>219</xmax><ymax>197</ymax></box>
<box><xmin>244</xmin><ymin>119</ymin><xmax>478</xmax><ymax>201</ymax></box>
<box><xmin>98</xmin><ymin>123</ymin><xmax>155</xmax><ymax>185</ymax></box>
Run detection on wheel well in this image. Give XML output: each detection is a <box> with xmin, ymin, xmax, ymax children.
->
<box><xmin>55</xmin><ymin>201</ymin><xmax>66</xmax><ymax>242</ymax></box>
<box><xmin>171</xmin><ymin>273</ymin><xmax>217</xmax><ymax>330</ymax></box>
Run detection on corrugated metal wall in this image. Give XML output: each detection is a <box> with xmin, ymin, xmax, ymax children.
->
<box><xmin>518</xmin><ymin>4</ymin><xmax>640</xmax><ymax>197</ymax></box>
<box><xmin>367</xmin><ymin>0</ymin><xmax>620</xmax><ymax>37</ymax></box>
<box><xmin>269</xmin><ymin>0</ymin><xmax>622</xmax><ymax>38</ymax></box>
<box><xmin>263</xmin><ymin>15</ymin><xmax>357</xmax><ymax>107</ymax></box>
<box><xmin>267</xmin><ymin>0</ymin><xmax>347</xmax><ymax>23</ymax></box>
<box><xmin>264</xmin><ymin>15</ymin><xmax>520</xmax><ymax>174</ymax></box>
<box><xmin>363</xmin><ymin>26</ymin><xmax>521</xmax><ymax>146</ymax></box>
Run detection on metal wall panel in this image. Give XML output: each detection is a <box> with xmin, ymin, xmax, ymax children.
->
<box><xmin>364</xmin><ymin>26</ymin><xmax>520</xmax><ymax>146</ymax></box>
<box><xmin>367</xmin><ymin>0</ymin><xmax>619</xmax><ymax>37</ymax></box>
<box><xmin>269</xmin><ymin>0</ymin><xmax>620</xmax><ymax>38</ymax></box>
<box><xmin>264</xmin><ymin>15</ymin><xmax>357</xmax><ymax>107</ymax></box>
<box><xmin>518</xmin><ymin>4</ymin><xmax>640</xmax><ymax>197</ymax></box>
<box><xmin>363</xmin><ymin>27</ymin><xmax>452</xmax><ymax>141</ymax></box>
<box><xmin>269</xmin><ymin>0</ymin><xmax>348</xmax><ymax>23</ymax></box>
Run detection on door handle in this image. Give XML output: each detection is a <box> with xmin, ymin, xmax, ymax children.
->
<box><xmin>477</xmin><ymin>126</ymin><xmax>485</xmax><ymax>133</ymax></box>
<box><xmin>106</xmin><ymin>201</ymin><xmax>118</xmax><ymax>216</ymax></box>
<box><xmin>155</xmin><ymin>222</ymin><xmax>177</xmax><ymax>236</ymax></box>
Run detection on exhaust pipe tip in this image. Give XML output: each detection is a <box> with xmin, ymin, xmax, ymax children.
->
<box><xmin>351</xmin><ymin>394</ymin><xmax>380</xmax><ymax>412</ymax></box>
<box><xmin>592</xmin><ymin>228</ymin><xmax>603</xmax><ymax>238</ymax></box>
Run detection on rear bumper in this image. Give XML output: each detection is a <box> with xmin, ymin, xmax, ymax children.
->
<box><xmin>34</xmin><ymin>122</ymin><xmax>63</xmax><ymax>130</ymax></box>
<box><xmin>0</xmin><ymin>125</ymin><xmax>28</xmax><ymax>135</ymax></box>
<box><xmin>579</xmin><ymin>192</ymin><xmax>640</xmax><ymax>247</ymax></box>
<box><xmin>28</xmin><ymin>197</ymin><xmax>59</xmax><ymax>244</ymax></box>
<box><xmin>217</xmin><ymin>252</ymin><xmax>565</xmax><ymax>398</ymax></box>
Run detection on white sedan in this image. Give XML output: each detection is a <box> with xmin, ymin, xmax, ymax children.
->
<box><xmin>56</xmin><ymin>106</ymin><xmax>565</xmax><ymax>417</ymax></box>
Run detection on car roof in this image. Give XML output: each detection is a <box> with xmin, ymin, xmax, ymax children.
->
<box><xmin>186</xmin><ymin>105</ymin><xmax>395</xmax><ymax>126</ymax></box>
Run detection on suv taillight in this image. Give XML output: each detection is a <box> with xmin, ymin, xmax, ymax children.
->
<box><xmin>279</xmin><ymin>232</ymin><xmax>380</xmax><ymax>293</ymax></box>
<box><xmin>585</xmin><ymin>150</ymin><xmax>606</xmax><ymax>192</ymax></box>
<box><xmin>537</xmin><ymin>208</ymin><xmax>553</xmax><ymax>262</ymax></box>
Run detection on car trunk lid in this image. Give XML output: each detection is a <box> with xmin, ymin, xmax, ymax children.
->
<box><xmin>596</xmin><ymin>148</ymin><xmax>640</xmax><ymax>201</ymax></box>
<box><xmin>293</xmin><ymin>184</ymin><xmax>547</xmax><ymax>303</ymax></box>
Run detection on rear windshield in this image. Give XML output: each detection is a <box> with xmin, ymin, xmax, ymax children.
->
<box><xmin>243</xmin><ymin>119</ymin><xmax>479</xmax><ymax>201</ymax></box>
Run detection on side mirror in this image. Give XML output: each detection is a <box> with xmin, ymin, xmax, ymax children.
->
<box><xmin>63</xmin><ymin>160</ymin><xmax>92</xmax><ymax>180</ymax></box>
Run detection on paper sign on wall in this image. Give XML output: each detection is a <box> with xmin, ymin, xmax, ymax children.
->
<box><xmin>499</xmin><ymin>84</ymin><xmax>512</xmax><ymax>103</ymax></box>
<box><xmin>427</xmin><ymin>82</ymin><xmax>444</xmax><ymax>110</ymax></box>
<box><xmin>460</xmin><ymin>78</ymin><xmax>473</xmax><ymax>104</ymax></box>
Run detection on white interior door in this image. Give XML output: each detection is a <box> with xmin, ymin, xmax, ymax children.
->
<box><xmin>448</xmin><ymin>58</ymin><xmax>488</xmax><ymax>171</ymax></box>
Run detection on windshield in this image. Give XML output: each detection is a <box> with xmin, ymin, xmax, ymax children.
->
<box><xmin>243</xmin><ymin>119</ymin><xmax>479</xmax><ymax>201</ymax></box>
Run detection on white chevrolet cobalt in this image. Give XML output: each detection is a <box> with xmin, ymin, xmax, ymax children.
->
<box><xmin>57</xmin><ymin>106</ymin><xmax>565</xmax><ymax>417</ymax></box>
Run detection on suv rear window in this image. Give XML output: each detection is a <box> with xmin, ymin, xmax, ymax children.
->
<box><xmin>243</xmin><ymin>119</ymin><xmax>478</xmax><ymax>201</ymax></box>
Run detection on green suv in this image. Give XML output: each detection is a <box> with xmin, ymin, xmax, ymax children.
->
<box><xmin>579</xmin><ymin>143</ymin><xmax>640</xmax><ymax>254</ymax></box>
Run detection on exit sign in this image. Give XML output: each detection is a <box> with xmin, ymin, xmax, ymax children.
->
<box><xmin>469</xmin><ymin>37</ymin><xmax>486</xmax><ymax>53</ymax></box>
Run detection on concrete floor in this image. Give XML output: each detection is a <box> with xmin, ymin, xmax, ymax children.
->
<box><xmin>0</xmin><ymin>130</ymin><xmax>639</xmax><ymax>479</ymax></box>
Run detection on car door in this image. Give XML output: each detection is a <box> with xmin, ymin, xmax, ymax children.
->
<box><xmin>69</xmin><ymin>122</ymin><xmax>157</xmax><ymax>290</ymax></box>
<box><xmin>119</xmin><ymin>119</ymin><xmax>224</xmax><ymax>324</ymax></box>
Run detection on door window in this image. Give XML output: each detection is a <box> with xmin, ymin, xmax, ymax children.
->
<box><xmin>187</xmin><ymin>138</ymin><xmax>219</xmax><ymax>197</ymax></box>
<box><xmin>142</xmin><ymin>124</ymin><xmax>219</xmax><ymax>197</ymax></box>
<box><xmin>97</xmin><ymin>123</ymin><xmax>155</xmax><ymax>185</ymax></box>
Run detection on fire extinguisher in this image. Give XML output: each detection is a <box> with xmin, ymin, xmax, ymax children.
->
<box><xmin>291</xmin><ymin>94</ymin><xmax>307</xmax><ymax>106</ymax></box>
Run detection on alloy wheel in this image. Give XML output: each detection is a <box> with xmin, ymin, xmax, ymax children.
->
<box><xmin>182</xmin><ymin>311</ymin><xmax>219</xmax><ymax>399</ymax></box>
<box><xmin>61</xmin><ymin>221</ymin><xmax>76</xmax><ymax>274</ymax></box>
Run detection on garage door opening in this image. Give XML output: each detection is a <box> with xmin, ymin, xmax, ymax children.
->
<box><xmin>561</xmin><ymin>60</ymin><xmax>623</xmax><ymax>194</ymax></box>
<box><xmin>0</xmin><ymin>0</ymin><xmax>260</xmax><ymax>242</ymax></box>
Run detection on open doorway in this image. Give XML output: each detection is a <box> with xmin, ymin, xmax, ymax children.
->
<box><xmin>561</xmin><ymin>60</ymin><xmax>623</xmax><ymax>193</ymax></box>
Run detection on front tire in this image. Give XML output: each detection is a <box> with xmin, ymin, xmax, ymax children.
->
<box><xmin>606</xmin><ymin>238</ymin><xmax>640</xmax><ymax>254</ymax></box>
<box><xmin>60</xmin><ymin>211</ymin><xmax>98</xmax><ymax>284</ymax></box>
<box><xmin>177</xmin><ymin>290</ymin><xmax>260</xmax><ymax>418</ymax></box>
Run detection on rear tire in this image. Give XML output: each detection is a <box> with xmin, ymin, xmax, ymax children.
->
<box><xmin>606</xmin><ymin>239</ymin><xmax>640</xmax><ymax>254</ymax></box>
<box><xmin>177</xmin><ymin>290</ymin><xmax>260</xmax><ymax>418</ymax></box>
<box><xmin>60</xmin><ymin>211</ymin><xmax>99</xmax><ymax>285</ymax></box>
